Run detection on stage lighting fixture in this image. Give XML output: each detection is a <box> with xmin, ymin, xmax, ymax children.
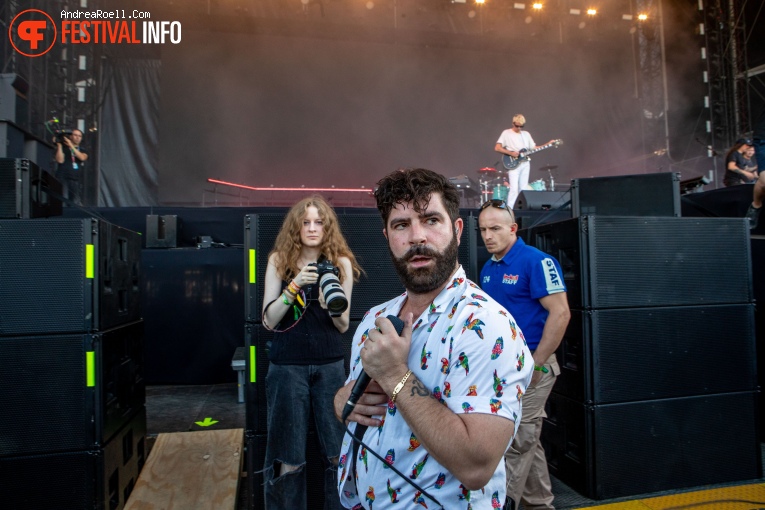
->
<box><xmin>514</xmin><ymin>3</ymin><xmax>525</xmax><ymax>9</ymax></box>
<box><xmin>622</xmin><ymin>14</ymin><xmax>633</xmax><ymax>20</ymax></box>
<box><xmin>570</xmin><ymin>8</ymin><xmax>581</xmax><ymax>15</ymax></box>
<box><xmin>638</xmin><ymin>13</ymin><xmax>648</xmax><ymax>20</ymax></box>
<box><xmin>476</xmin><ymin>0</ymin><xmax>486</xmax><ymax>5</ymax></box>
<box><xmin>586</xmin><ymin>8</ymin><xmax>597</xmax><ymax>15</ymax></box>
<box><xmin>532</xmin><ymin>3</ymin><xmax>543</xmax><ymax>10</ymax></box>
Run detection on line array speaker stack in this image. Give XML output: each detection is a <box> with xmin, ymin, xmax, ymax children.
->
<box><xmin>0</xmin><ymin>158</ymin><xmax>62</xmax><ymax>219</ymax></box>
<box><xmin>0</xmin><ymin>217</ymin><xmax>145</xmax><ymax>510</ymax></box>
<box><xmin>242</xmin><ymin>212</ymin><xmax>478</xmax><ymax>509</ymax></box>
<box><xmin>520</xmin><ymin>215</ymin><xmax>759</xmax><ymax>500</ymax></box>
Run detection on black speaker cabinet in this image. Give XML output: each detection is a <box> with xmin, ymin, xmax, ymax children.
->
<box><xmin>244</xmin><ymin>321</ymin><xmax>358</xmax><ymax>434</ymax></box>
<box><xmin>0</xmin><ymin>407</ymin><xmax>146</xmax><ymax>510</ymax></box>
<box><xmin>244</xmin><ymin>214</ymin><xmax>477</xmax><ymax>322</ymax></box>
<box><xmin>513</xmin><ymin>190</ymin><xmax>570</xmax><ymax>211</ymax></box>
<box><xmin>0</xmin><ymin>218</ymin><xmax>141</xmax><ymax>335</ymax></box>
<box><xmin>0</xmin><ymin>74</ymin><xmax>29</xmax><ymax>129</ymax></box>
<box><xmin>555</xmin><ymin>304</ymin><xmax>757</xmax><ymax>404</ymax></box>
<box><xmin>245</xmin><ymin>431</ymin><xmax>328</xmax><ymax>510</ymax></box>
<box><xmin>0</xmin><ymin>123</ymin><xmax>25</xmax><ymax>161</ymax></box>
<box><xmin>145</xmin><ymin>214</ymin><xmax>179</xmax><ymax>248</ymax></box>
<box><xmin>520</xmin><ymin>216</ymin><xmax>752</xmax><ymax>310</ymax></box>
<box><xmin>542</xmin><ymin>391</ymin><xmax>761</xmax><ymax>500</ymax></box>
<box><xmin>0</xmin><ymin>321</ymin><xmax>145</xmax><ymax>457</ymax></box>
<box><xmin>571</xmin><ymin>172</ymin><xmax>680</xmax><ymax>217</ymax></box>
<box><xmin>0</xmin><ymin>158</ymin><xmax>62</xmax><ymax>219</ymax></box>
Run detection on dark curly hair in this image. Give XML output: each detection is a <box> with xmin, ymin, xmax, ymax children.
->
<box><xmin>374</xmin><ymin>168</ymin><xmax>461</xmax><ymax>226</ymax></box>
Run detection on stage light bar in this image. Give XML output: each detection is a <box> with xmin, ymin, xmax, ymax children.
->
<box><xmin>207</xmin><ymin>179</ymin><xmax>372</xmax><ymax>193</ymax></box>
<box><xmin>586</xmin><ymin>8</ymin><xmax>597</xmax><ymax>15</ymax></box>
<box><xmin>532</xmin><ymin>2</ymin><xmax>542</xmax><ymax>9</ymax></box>
<box><xmin>570</xmin><ymin>8</ymin><xmax>581</xmax><ymax>15</ymax></box>
<box><xmin>638</xmin><ymin>13</ymin><xmax>648</xmax><ymax>20</ymax></box>
<box><xmin>514</xmin><ymin>3</ymin><xmax>525</xmax><ymax>9</ymax></box>
<box><xmin>622</xmin><ymin>14</ymin><xmax>633</xmax><ymax>20</ymax></box>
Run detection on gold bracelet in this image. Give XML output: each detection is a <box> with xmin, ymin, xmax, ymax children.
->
<box><xmin>390</xmin><ymin>369</ymin><xmax>413</xmax><ymax>404</ymax></box>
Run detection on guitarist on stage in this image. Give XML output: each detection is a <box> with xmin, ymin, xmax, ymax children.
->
<box><xmin>494</xmin><ymin>114</ymin><xmax>555</xmax><ymax>209</ymax></box>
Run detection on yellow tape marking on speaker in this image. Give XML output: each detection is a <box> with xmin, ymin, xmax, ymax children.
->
<box><xmin>85</xmin><ymin>244</ymin><xmax>95</xmax><ymax>279</ymax></box>
<box><xmin>249</xmin><ymin>249</ymin><xmax>256</xmax><ymax>284</ymax></box>
<box><xmin>86</xmin><ymin>351</ymin><xmax>95</xmax><ymax>387</ymax></box>
<box><xmin>250</xmin><ymin>344</ymin><xmax>257</xmax><ymax>383</ymax></box>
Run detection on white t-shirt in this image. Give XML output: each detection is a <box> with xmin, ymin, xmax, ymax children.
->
<box><xmin>497</xmin><ymin>129</ymin><xmax>535</xmax><ymax>152</ymax></box>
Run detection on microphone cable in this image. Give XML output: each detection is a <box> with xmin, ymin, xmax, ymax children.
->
<box><xmin>344</xmin><ymin>421</ymin><xmax>444</xmax><ymax>509</ymax></box>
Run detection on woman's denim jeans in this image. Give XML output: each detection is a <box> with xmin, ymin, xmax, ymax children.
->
<box><xmin>263</xmin><ymin>360</ymin><xmax>345</xmax><ymax>510</ymax></box>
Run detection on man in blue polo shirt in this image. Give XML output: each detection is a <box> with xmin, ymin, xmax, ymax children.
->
<box><xmin>478</xmin><ymin>199</ymin><xmax>571</xmax><ymax>510</ymax></box>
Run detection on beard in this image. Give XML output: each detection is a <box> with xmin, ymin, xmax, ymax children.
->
<box><xmin>390</xmin><ymin>233</ymin><xmax>459</xmax><ymax>294</ymax></box>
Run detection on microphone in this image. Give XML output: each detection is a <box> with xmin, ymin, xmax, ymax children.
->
<box><xmin>341</xmin><ymin>314</ymin><xmax>405</xmax><ymax>421</ymax></box>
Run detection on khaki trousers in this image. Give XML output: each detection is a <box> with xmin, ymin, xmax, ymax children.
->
<box><xmin>505</xmin><ymin>353</ymin><xmax>559</xmax><ymax>510</ymax></box>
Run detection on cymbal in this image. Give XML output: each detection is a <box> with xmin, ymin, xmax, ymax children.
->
<box><xmin>538</xmin><ymin>165</ymin><xmax>558</xmax><ymax>172</ymax></box>
<box><xmin>478</xmin><ymin>167</ymin><xmax>498</xmax><ymax>174</ymax></box>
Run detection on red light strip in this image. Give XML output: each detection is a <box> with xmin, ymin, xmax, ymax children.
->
<box><xmin>208</xmin><ymin>179</ymin><xmax>371</xmax><ymax>193</ymax></box>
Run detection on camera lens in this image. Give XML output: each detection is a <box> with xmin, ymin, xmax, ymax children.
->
<box><xmin>319</xmin><ymin>273</ymin><xmax>348</xmax><ymax>315</ymax></box>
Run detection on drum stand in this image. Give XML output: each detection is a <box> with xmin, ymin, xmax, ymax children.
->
<box><xmin>539</xmin><ymin>165</ymin><xmax>558</xmax><ymax>192</ymax></box>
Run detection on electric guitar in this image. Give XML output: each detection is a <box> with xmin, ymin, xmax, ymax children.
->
<box><xmin>502</xmin><ymin>139</ymin><xmax>563</xmax><ymax>170</ymax></box>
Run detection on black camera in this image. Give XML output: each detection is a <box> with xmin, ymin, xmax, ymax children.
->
<box><xmin>309</xmin><ymin>260</ymin><xmax>348</xmax><ymax>316</ymax></box>
<box><xmin>53</xmin><ymin>129</ymin><xmax>73</xmax><ymax>144</ymax></box>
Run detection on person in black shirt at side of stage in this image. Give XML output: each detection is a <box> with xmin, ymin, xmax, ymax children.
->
<box><xmin>54</xmin><ymin>128</ymin><xmax>88</xmax><ymax>205</ymax></box>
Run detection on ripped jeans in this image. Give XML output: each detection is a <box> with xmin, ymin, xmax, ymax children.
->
<box><xmin>263</xmin><ymin>360</ymin><xmax>345</xmax><ymax>510</ymax></box>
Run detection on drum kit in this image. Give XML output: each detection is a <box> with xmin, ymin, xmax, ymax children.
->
<box><xmin>478</xmin><ymin>164</ymin><xmax>559</xmax><ymax>205</ymax></box>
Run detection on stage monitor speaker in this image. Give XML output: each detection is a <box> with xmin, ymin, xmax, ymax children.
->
<box><xmin>0</xmin><ymin>158</ymin><xmax>62</xmax><ymax>219</ymax></box>
<box><xmin>542</xmin><ymin>391</ymin><xmax>761</xmax><ymax>500</ymax></box>
<box><xmin>145</xmin><ymin>214</ymin><xmax>179</xmax><ymax>248</ymax></box>
<box><xmin>0</xmin><ymin>218</ymin><xmax>141</xmax><ymax>335</ymax></box>
<box><xmin>513</xmin><ymin>190</ymin><xmax>570</xmax><ymax>211</ymax></box>
<box><xmin>244</xmin><ymin>214</ymin><xmax>478</xmax><ymax>322</ymax></box>
<box><xmin>0</xmin><ymin>407</ymin><xmax>146</xmax><ymax>509</ymax></box>
<box><xmin>244</xmin><ymin>321</ymin><xmax>358</xmax><ymax>434</ymax></box>
<box><xmin>0</xmin><ymin>321</ymin><xmax>145</xmax><ymax>457</ymax></box>
<box><xmin>0</xmin><ymin>74</ymin><xmax>29</xmax><ymax>129</ymax></box>
<box><xmin>245</xmin><ymin>431</ymin><xmax>329</xmax><ymax>510</ymax></box>
<box><xmin>571</xmin><ymin>172</ymin><xmax>680</xmax><ymax>217</ymax></box>
<box><xmin>555</xmin><ymin>304</ymin><xmax>756</xmax><ymax>404</ymax></box>
<box><xmin>520</xmin><ymin>216</ymin><xmax>752</xmax><ymax>310</ymax></box>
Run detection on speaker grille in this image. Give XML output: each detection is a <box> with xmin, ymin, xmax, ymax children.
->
<box><xmin>0</xmin><ymin>333</ymin><xmax>93</xmax><ymax>456</ymax></box>
<box><xmin>544</xmin><ymin>391</ymin><xmax>761</xmax><ymax>500</ymax></box>
<box><xmin>571</xmin><ymin>172</ymin><xmax>680</xmax><ymax>217</ymax></box>
<box><xmin>0</xmin><ymin>219</ymin><xmax>141</xmax><ymax>335</ymax></box>
<box><xmin>0</xmin><ymin>407</ymin><xmax>146</xmax><ymax>509</ymax></box>
<box><xmin>556</xmin><ymin>304</ymin><xmax>757</xmax><ymax>404</ymax></box>
<box><xmin>525</xmin><ymin>216</ymin><xmax>752</xmax><ymax>309</ymax></box>
<box><xmin>0</xmin><ymin>322</ymin><xmax>145</xmax><ymax>457</ymax></box>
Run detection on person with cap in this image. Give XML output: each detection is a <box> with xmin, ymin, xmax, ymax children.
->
<box><xmin>723</xmin><ymin>139</ymin><xmax>757</xmax><ymax>187</ymax></box>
